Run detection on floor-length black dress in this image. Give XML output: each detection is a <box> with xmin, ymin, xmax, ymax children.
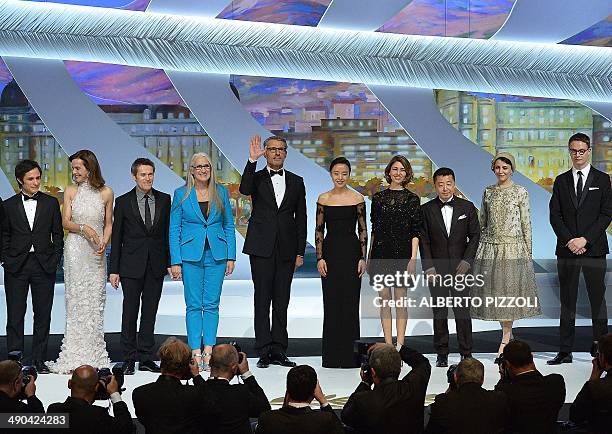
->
<box><xmin>316</xmin><ymin>202</ymin><xmax>367</xmax><ymax>368</ymax></box>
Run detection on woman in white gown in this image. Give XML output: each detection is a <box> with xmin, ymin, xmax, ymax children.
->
<box><xmin>49</xmin><ymin>150</ymin><xmax>114</xmax><ymax>374</ymax></box>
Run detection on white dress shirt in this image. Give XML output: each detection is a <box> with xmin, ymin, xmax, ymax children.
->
<box><xmin>440</xmin><ymin>197</ymin><xmax>454</xmax><ymax>237</ymax></box>
<box><xmin>268</xmin><ymin>166</ymin><xmax>286</xmax><ymax>208</ymax></box>
<box><xmin>571</xmin><ymin>164</ymin><xmax>591</xmax><ymax>196</ymax></box>
<box><xmin>21</xmin><ymin>193</ymin><xmax>37</xmax><ymax>252</ymax></box>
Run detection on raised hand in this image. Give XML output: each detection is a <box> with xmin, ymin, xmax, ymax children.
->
<box><xmin>249</xmin><ymin>135</ymin><xmax>266</xmax><ymax>161</ymax></box>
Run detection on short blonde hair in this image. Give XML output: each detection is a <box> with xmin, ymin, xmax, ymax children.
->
<box><xmin>158</xmin><ymin>337</ymin><xmax>191</xmax><ymax>375</ymax></box>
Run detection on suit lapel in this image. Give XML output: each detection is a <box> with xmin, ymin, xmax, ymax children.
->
<box><xmin>566</xmin><ymin>171</ymin><xmax>578</xmax><ymax>209</ymax></box>
<box><xmin>151</xmin><ymin>189</ymin><xmax>163</xmax><ymax>228</ymax></box>
<box><xmin>262</xmin><ymin>169</ymin><xmax>279</xmax><ymax>210</ymax></box>
<box><xmin>189</xmin><ymin>188</ymin><xmax>206</xmax><ymax>223</ymax></box>
<box><xmin>129</xmin><ymin>188</ymin><xmax>148</xmax><ymax>233</ymax></box>
<box><xmin>278</xmin><ymin>171</ymin><xmax>292</xmax><ymax>210</ymax></box>
<box><xmin>431</xmin><ymin>201</ymin><xmax>448</xmax><ymax>239</ymax></box>
<box><xmin>578</xmin><ymin>169</ymin><xmax>595</xmax><ymax>208</ymax></box>
<box><xmin>31</xmin><ymin>194</ymin><xmax>43</xmax><ymax>231</ymax></box>
<box><xmin>16</xmin><ymin>194</ymin><xmax>31</xmax><ymax>232</ymax></box>
<box><xmin>448</xmin><ymin>200</ymin><xmax>461</xmax><ymax>238</ymax></box>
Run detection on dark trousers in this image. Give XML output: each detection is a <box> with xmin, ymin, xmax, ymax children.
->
<box><xmin>558</xmin><ymin>255</ymin><xmax>608</xmax><ymax>352</ymax></box>
<box><xmin>429</xmin><ymin>278</ymin><xmax>473</xmax><ymax>356</ymax></box>
<box><xmin>4</xmin><ymin>253</ymin><xmax>56</xmax><ymax>362</ymax></box>
<box><xmin>120</xmin><ymin>260</ymin><xmax>164</xmax><ymax>362</ymax></box>
<box><xmin>250</xmin><ymin>250</ymin><xmax>295</xmax><ymax>357</ymax></box>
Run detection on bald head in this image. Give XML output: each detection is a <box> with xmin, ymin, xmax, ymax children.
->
<box><xmin>70</xmin><ymin>365</ymin><xmax>99</xmax><ymax>394</ymax></box>
<box><xmin>210</xmin><ymin>344</ymin><xmax>239</xmax><ymax>378</ymax></box>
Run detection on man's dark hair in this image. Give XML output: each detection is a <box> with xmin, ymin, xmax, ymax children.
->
<box><xmin>0</xmin><ymin>360</ymin><xmax>21</xmax><ymax>386</ymax></box>
<box><xmin>503</xmin><ymin>340</ymin><xmax>533</xmax><ymax>368</ymax></box>
<box><xmin>210</xmin><ymin>344</ymin><xmax>239</xmax><ymax>375</ymax></box>
<box><xmin>599</xmin><ymin>333</ymin><xmax>612</xmax><ymax>366</ymax></box>
<box><xmin>329</xmin><ymin>156</ymin><xmax>351</xmax><ymax>173</ymax></box>
<box><xmin>131</xmin><ymin>158</ymin><xmax>156</xmax><ymax>176</ymax></box>
<box><xmin>433</xmin><ymin>167</ymin><xmax>455</xmax><ymax>182</ymax></box>
<box><xmin>14</xmin><ymin>159</ymin><xmax>42</xmax><ymax>185</ymax></box>
<box><xmin>286</xmin><ymin>365</ymin><xmax>317</xmax><ymax>402</ymax></box>
<box><xmin>369</xmin><ymin>344</ymin><xmax>402</xmax><ymax>380</ymax></box>
<box><xmin>263</xmin><ymin>136</ymin><xmax>288</xmax><ymax>149</ymax></box>
<box><xmin>568</xmin><ymin>132</ymin><xmax>591</xmax><ymax>149</ymax></box>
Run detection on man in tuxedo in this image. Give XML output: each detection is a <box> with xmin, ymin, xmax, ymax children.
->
<box><xmin>47</xmin><ymin>365</ymin><xmax>133</xmax><ymax>434</ymax></box>
<box><xmin>341</xmin><ymin>343</ymin><xmax>431</xmax><ymax>434</ymax></box>
<box><xmin>426</xmin><ymin>357</ymin><xmax>508</xmax><ymax>434</ymax></box>
<box><xmin>495</xmin><ymin>340</ymin><xmax>565</xmax><ymax>434</ymax></box>
<box><xmin>206</xmin><ymin>344</ymin><xmax>270</xmax><ymax>434</ymax></box>
<box><xmin>420</xmin><ymin>167</ymin><xmax>480</xmax><ymax>367</ymax></box>
<box><xmin>256</xmin><ymin>364</ymin><xmax>343</xmax><ymax>434</ymax></box>
<box><xmin>1</xmin><ymin>160</ymin><xmax>63</xmax><ymax>373</ymax></box>
<box><xmin>239</xmin><ymin>135</ymin><xmax>306</xmax><ymax>368</ymax></box>
<box><xmin>548</xmin><ymin>132</ymin><xmax>611</xmax><ymax>365</ymax></box>
<box><xmin>110</xmin><ymin>158</ymin><xmax>171</xmax><ymax>374</ymax></box>
<box><xmin>132</xmin><ymin>337</ymin><xmax>217</xmax><ymax>434</ymax></box>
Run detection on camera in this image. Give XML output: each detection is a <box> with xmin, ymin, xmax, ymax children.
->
<box><xmin>446</xmin><ymin>364</ymin><xmax>458</xmax><ymax>391</ymax></box>
<box><xmin>229</xmin><ymin>341</ymin><xmax>244</xmax><ymax>364</ymax></box>
<box><xmin>94</xmin><ymin>366</ymin><xmax>125</xmax><ymax>401</ymax></box>
<box><xmin>495</xmin><ymin>354</ymin><xmax>511</xmax><ymax>382</ymax></box>
<box><xmin>354</xmin><ymin>341</ymin><xmax>375</xmax><ymax>384</ymax></box>
<box><xmin>7</xmin><ymin>351</ymin><xmax>37</xmax><ymax>400</ymax></box>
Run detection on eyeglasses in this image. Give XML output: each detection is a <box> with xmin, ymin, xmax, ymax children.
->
<box><xmin>569</xmin><ymin>148</ymin><xmax>589</xmax><ymax>156</ymax></box>
<box><xmin>192</xmin><ymin>164</ymin><xmax>211</xmax><ymax>171</ymax></box>
<box><xmin>266</xmin><ymin>147</ymin><xmax>287</xmax><ymax>154</ymax></box>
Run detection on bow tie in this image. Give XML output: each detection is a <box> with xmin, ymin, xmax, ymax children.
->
<box><xmin>270</xmin><ymin>169</ymin><xmax>284</xmax><ymax>177</ymax></box>
<box><xmin>439</xmin><ymin>199</ymin><xmax>453</xmax><ymax>208</ymax></box>
<box><xmin>23</xmin><ymin>193</ymin><xmax>38</xmax><ymax>201</ymax></box>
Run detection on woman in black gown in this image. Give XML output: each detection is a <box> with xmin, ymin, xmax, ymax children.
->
<box><xmin>368</xmin><ymin>155</ymin><xmax>421</xmax><ymax>346</ymax></box>
<box><xmin>316</xmin><ymin>157</ymin><xmax>367</xmax><ymax>368</ymax></box>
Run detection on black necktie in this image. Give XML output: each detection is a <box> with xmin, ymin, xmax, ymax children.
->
<box><xmin>576</xmin><ymin>171</ymin><xmax>583</xmax><ymax>203</ymax></box>
<box><xmin>23</xmin><ymin>193</ymin><xmax>38</xmax><ymax>201</ymax></box>
<box><xmin>270</xmin><ymin>169</ymin><xmax>284</xmax><ymax>177</ymax></box>
<box><xmin>144</xmin><ymin>194</ymin><xmax>152</xmax><ymax>230</ymax></box>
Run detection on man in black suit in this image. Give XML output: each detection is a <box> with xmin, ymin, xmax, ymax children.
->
<box><xmin>420</xmin><ymin>167</ymin><xmax>480</xmax><ymax>367</ymax></box>
<box><xmin>341</xmin><ymin>343</ymin><xmax>431</xmax><ymax>434</ymax></box>
<box><xmin>110</xmin><ymin>158</ymin><xmax>171</xmax><ymax>375</ymax></box>
<box><xmin>47</xmin><ymin>364</ymin><xmax>133</xmax><ymax>434</ymax></box>
<box><xmin>570</xmin><ymin>332</ymin><xmax>612</xmax><ymax>433</ymax></box>
<box><xmin>548</xmin><ymin>132</ymin><xmax>611</xmax><ymax>365</ymax></box>
<box><xmin>132</xmin><ymin>337</ymin><xmax>217</xmax><ymax>434</ymax></box>
<box><xmin>0</xmin><ymin>359</ymin><xmax>44</xmax><ymax>414</ymax></box>
<box><xmin>1</xmin><ymin>160</ymin><xmax>63</xmax><ymax>373</ymax></box>
<box><xmin>256</xmin><ymin>364</ymin><xmax>343</xmax><ymax>434</ymax></box>
<box><xmin>239</xmin><ymin>135</ymin><xmax>307</xmax><ymax>368</ymax></box>
<box><xmin>207</xmin><ymin>344</ymin><xmax>270</xmax><ymax>434</ymax></box>
<box><xmin>495</xmin><ymin>340</ymin><xmax>565</xmax><ymax>434</ymax></box>
<box><xmin>426</xmin><ymin>357</ymin><xmax>508</xmax><ymax>434</ymax></box>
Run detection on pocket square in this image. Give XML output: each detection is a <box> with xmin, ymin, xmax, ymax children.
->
<box><xmin>458</xmin><ymin>214</ymin><xmax>467</xmax><ymax>220</ymax></box>
<box><xmin>588</xmin><ymin>187</ymin><xmax>599</xmax><ymax>190</ymax></box>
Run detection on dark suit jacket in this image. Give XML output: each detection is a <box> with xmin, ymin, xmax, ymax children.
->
<box><xmin>569</xmin><ymin>370</ymin><xmax>612</xmax><ymax>434</ymax></box>
<box><xmin>549</xmin><ymin>167</ymin><xmax>611</xmax><ymax>257</ymax></box>
<box><xmin>425</xmin><ymin>382</ymin><xmax>509</xmax><ymax>434</ymax></box>
<box><xmin>132</xmin><ymin>374</ymin><xmax>217</xmax><ymax>434</ymax></box>
<box><xmin>47</xmin><ymin>396</ymin><xmax>133</xmax><ymax>434</ymax></box>
<box><xmin>109</xmin><ymin>188</ymin><xmax>171</xmax><ymax>278</ymax></box>
<box><xmin>256</xmin><ymin>404</ymin><xmax>344</xmax><ymax>434</ymax></box>
<box><xmin>0</xmin><ymin>390</ymin><xmax>44</xmax><ymax>413</ymax></box>
<box><xmin>341</xmin><ymin>346</ymin><xmax>432</xmax><ymax>434</ymax></box>
<box><xmin>239</xmin><ymin>161</ymin><xmax>306</xmax><ymax>259</ymax></box>
<box><xmin>206</xmin><ymin>375</ymin><xmax>271</xmax><ymax>434</ymax></box>
<box><xmin>1</xmin><ymin>192</ymin><xmax>63</xmax><ymax>274</ymax></box>
<box><xmin>495</xmin><ymin>371</ymin><xmax>565</xmax><ymax>434</ymax></box>
<box><xmin>420</xmin><ymin>196</ymin><xmax>480</xmax><ymax>274</ymax></box>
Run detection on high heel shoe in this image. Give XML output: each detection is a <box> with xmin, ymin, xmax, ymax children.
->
<box><xmin>201</xmin><ymin>352</ymin><xmax>211</xmax><ymax>372</ymax></box>
<box><xmin>192</xmin><ymin>353</ymin><xmax>205</xmax><ymax>372</ymax></box>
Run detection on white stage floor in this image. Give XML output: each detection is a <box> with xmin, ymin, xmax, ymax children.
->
<box><xmin>31</xmin><ymin>352</ymin><xmax>594</xmax><ymax>414</ymax></box>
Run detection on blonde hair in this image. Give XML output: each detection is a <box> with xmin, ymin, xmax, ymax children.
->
<box><xmin>158</xmin><ymin>337</ymin><xmax>191</xmax><ymax>375</ymax></box>
<box><xmin>180</xmin><ymin>152</ymin><xmax>224</xmax><ymax>213</ymax></box>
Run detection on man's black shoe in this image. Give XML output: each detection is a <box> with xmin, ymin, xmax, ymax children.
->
<box><xmin>436</xmin><ymin>354</ymin><xmax>448</xmax><ymax>368</ymax></box>
<box><xmin>270</xmin><ymin>353</ymin><xmax>297</xmax><ymax>367</ymax></box>
<box><xmin>33</xmin><ymin>361</ymin><xmax>50</xmax><ymax>374</ymax></box>
<box><xmin>257</xmin><ymin>356</ymin><xmax>271</xmax><ymax>369</ymax></box>
<box><xmin>460</xmin><ymin>353</ymin><xmax>473</xmax><ymax>361</ymax></box>
<box><xmin>547</xmin><ymin>352</ymin><xmax>572</xmax><ymax>365</ymax></box>
<box><xmin>122</xmin><ymin>360</ymin><xmax>136</xmax><ymax>375</ymax></box>
<box><xmin>139</xmin><ymin>360</ymin><xmax>161</xmax><ymax>373</ymax></box>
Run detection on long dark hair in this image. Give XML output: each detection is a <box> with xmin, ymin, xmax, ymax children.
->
<box><xmin>69</xmin><ymin>150</ymin><xmax>105</xmax><ymax>189</ymax></box>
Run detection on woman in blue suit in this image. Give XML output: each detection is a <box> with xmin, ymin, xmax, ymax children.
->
<box><xmin>169</xmin><ymin>153</ymin><xmax>236</xmax><ymax>371</ymax></box>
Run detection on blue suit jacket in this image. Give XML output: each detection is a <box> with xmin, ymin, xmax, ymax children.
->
<box><xmin>169</xmin><ymin>185</ymin><xmax>236</xmax><ymax>264</ymax></box>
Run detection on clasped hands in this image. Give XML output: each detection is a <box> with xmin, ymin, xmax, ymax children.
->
<box><xmin>81</xmin><ymin>224</ymin><xmax>106</xmax><ymax>255</ymax></box>
<box><xmin>566</xmin><ymin>237</ymin><xmax>587</xmax><ymax>255</ymax></box>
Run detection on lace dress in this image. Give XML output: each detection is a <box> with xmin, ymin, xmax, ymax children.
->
<box><xmin>315</xmin><ymin>202</ymin><xmax>367</xmax><ymax>368</ymax></box>
<box><xmin>471</xmin><ymin>184</ymin><xmax>541</xmax><ymax>321</ymax></box>
<box><xmin>49</xmin><ymin>182</ymin><xmax>110</xmax><ymax>373</ymax></box>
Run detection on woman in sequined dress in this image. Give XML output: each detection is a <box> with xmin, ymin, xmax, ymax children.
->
<box><xmin>368</xmin><ymin>155</ymin><xmax>422</xmax><ymax>346</ymax></box>
<box><xmin>471</xmin><ymin>153</ymin><xmax>541</xmax><ymax>357</ymax></box>
<box><xmin>49</xmin><ymin>150</ymin><xmax>114</xmax><ymax>373</ymax></box>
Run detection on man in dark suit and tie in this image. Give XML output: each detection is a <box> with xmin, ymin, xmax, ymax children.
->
<box><xmin>548</xmin><ymin>132</ymin><xmax>611</xmax><ymax>365</ymax></box>
<box><xmin>420</xmin><ymin>167</ymin><xmax>480</xmax><ymax>367</ymax></box>
<box><xmin>1</xmin><ymin>160</ymin><xmax>63</xmax><ymax>373</ymax></box>
<box><xmin>239</xmin><ymin>135</ymin><xmax>307</xmax><ymax>368</ymax></box>
<box><xmin>110</xmin><ymin>158</ymin><xmax>171</xmax><ymax>374</ymax></box>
